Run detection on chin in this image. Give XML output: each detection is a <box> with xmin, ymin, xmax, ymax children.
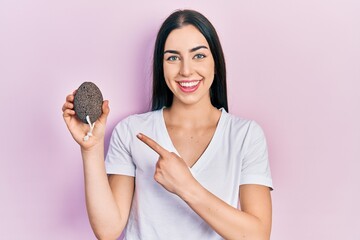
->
<box><xmin>174</xmin><ymin>93</ymin><xmax>210</xmax><ymax>107</ymax></box>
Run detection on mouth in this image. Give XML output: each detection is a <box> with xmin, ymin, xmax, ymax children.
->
<box><xmin>177</xmin><ymin>80</ymin><xmax>201</xmax><ymax>93</ymax></box>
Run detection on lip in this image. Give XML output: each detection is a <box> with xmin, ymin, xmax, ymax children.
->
<box><xmin>177</xmin><ymin>80</ymin><xmax>201</xmax><ymax>93</ymax></box>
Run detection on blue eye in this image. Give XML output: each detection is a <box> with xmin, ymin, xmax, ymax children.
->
<box><xmin>194</xmin><ymin>54</ymin><xmax>206</xmax><ymax>59</ymax></box>
<box><xmin>167</xmin><ymin>56</ymin><xmax>179</xmax><ymax>61</ymax></box>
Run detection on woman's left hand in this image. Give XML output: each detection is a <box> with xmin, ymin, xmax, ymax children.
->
<box><xmin>137</xmin><ymin>133</ymin><xmax>196</xmax><ymax>196</ymax></box>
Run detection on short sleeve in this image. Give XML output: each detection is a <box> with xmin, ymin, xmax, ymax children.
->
<box><xmin>240</xmin><ymin>121</ymin><xmax>273</xmax><ymax>190</ymax></box>
<box><xmin>105</xmin><ymin>118</ymin><xmax>136</xmax><ymax>176</ymax></box>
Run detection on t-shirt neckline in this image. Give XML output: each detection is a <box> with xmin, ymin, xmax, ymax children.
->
<box><xmin>157</xmin><ymin>108</ymin><xmax>227</xmax><ymax>172</ymax></box>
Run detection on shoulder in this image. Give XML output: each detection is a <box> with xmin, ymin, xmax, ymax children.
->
<box><xmin>222</xmin><ymin>110</ymin><xmax>251</xmax><ymax>130</ymax></box>
<box><xmin>109</xmin><ymin>110</ymin><xmax>161</xmax><ymax>145</ymax></box>
<box><xmin>112</xmin><ymin>110</ymin><xmax>161</xmax><ymax>135</ymax></box>
<box><xmin>222</xmin><ymin>110</ymin><xmax>266</xmax><ymax>139</ymax></box>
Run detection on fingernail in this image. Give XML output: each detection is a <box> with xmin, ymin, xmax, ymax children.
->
<box><xmin>137</xmin><ymin>133</ymin><xmax>143</xmax><ymax>139</ymax></box>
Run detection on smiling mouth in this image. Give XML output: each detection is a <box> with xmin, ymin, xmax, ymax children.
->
<box><xmin>177</xmin><ymin>80</ymin><xmax>201</xmax><ymax>93</ymax></box>
<box><xmin>178</xmin><ymin>80</ymin><xmax>200</xmax><ymax>88</ymax></box>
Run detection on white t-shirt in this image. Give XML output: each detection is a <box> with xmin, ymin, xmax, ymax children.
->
<box><xmin>105</xmin><ymin>108</ymin><xmax>273</xmax><ymax>240</ymax></box>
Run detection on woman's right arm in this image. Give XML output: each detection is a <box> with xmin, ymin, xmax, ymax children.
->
<box><xmin>62</xmin><ymin>92</ymin><xmax>134</xmax><ymax>240</ymax></box>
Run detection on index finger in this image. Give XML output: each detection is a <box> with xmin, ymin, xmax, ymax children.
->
<box><xmin>137</xmin><ymin>133</ymin><xmax>168</xmax><ymax>157</ymax></box>
<box><xmin>66</xmin><ymin>90</ymin><xmax>76</xmax><ymax>102</ymax></box>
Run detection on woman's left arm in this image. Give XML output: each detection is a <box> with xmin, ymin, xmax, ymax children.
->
<box><xmin>180</xmin><ymin>181</ymin><xmax>272</xmax><ymax>240</ymax></box>
<box><xmin>137</xmin><ymin>133</ymin><xmax>272</xmax><ymax>240</ymax></box>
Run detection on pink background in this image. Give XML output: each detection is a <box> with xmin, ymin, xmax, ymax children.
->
<box><xmin>1</xmin><ymin>0</ymin><xmax>359</xmax><ymax>239</ymax></box>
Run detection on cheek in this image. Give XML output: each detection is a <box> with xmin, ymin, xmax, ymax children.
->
<box><xmin>209</xmin><ymin>60</ymin><xmax>215</xmax><ymax>76</ymax></box>
<box><xmin>199</xmin><ymin>63</ymin><xmax>215</xmax><ymax>78</ymax></box>
<box><xmin>163</xmin><ymin>67</ymin><xmax>173</xmax><ymax>88</ymax></box>
<box><xmin>163</xmin><ymin>64</ymin><xmax>179</xmax><ymax>80</ymax></box>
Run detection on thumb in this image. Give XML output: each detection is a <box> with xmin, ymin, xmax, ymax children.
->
<box><xmin>98</xmin><ymin>100</ymin><xmax>110</xmax><ymax>123</ymax></box>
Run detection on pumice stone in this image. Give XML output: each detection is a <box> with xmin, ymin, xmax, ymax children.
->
<box><xmin>74</xmin><ymin>82</ymin><xmax>103</xmax><ymax>124</ymax></box>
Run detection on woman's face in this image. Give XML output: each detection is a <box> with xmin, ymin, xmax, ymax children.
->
<box><xmin>163</xmin><ymin>24</ymin><xmax>215</xmax><ymax>107</ymax></box>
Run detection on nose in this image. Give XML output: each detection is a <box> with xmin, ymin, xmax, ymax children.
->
<box><xmin>179</xmin><ymin>58</ymin><xmax>192</xmax><ymax>77</ymax></box>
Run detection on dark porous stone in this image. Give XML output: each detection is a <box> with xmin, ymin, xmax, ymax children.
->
<box><xmin>74</xmin><ymin>82</ymin><xmax>103</xmax><ymax>124</ymax></box>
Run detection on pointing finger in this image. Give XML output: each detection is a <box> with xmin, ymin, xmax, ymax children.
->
<box><xmin>137</xmin><ymin>133</ymin><xmax>168</xmax><ymax>157</ymax></box>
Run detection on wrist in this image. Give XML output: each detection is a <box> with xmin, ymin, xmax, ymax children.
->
<box><xmin>80</xmin><ymin>142</ymin><xmax>104</xmax><ymax>159</ymax></box>
<box><xmin>178</xmin><ymin>178</ymin><xmax>204</xmax><ymax>204</ymax></box>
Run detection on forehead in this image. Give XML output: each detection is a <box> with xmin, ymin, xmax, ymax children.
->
<box><xmin>164</xmin><ymin>25</ymin><xmax>209</xmax><ymax>50</ymax></box>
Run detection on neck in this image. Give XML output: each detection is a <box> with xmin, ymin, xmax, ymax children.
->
<box><xmin>165</xmin><ymin>97</ymin><xmax>220</xmax><ymax>128</ymax></box>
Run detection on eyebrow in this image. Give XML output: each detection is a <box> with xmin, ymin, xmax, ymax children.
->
<box><xmin>163</xmin><ymin>45</ymin><xmax>209</xmax><ymax>55</ymax></box>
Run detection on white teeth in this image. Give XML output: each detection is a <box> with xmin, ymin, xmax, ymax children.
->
<box><xmin>179</xmin><ymin>81</ymin><xmax>200</xmax><ymax>87</ymax></box>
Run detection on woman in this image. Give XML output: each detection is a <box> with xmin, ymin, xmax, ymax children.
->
<box><xmin>63</xmin><ymin>9</ymin><xmax>273</xmax><ymax>240</ymax></box>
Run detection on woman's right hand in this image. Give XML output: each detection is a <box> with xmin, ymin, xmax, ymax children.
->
<box><xmin>62</xmin><ymin>91</ymin><xmax>110</xmax><ymax>151</ymax></box>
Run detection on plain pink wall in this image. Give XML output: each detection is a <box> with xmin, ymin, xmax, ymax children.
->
<box><xmin>1</xmin><ymin>0</ymin><xmax>359</xmax><ymax>239</ymax></box>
